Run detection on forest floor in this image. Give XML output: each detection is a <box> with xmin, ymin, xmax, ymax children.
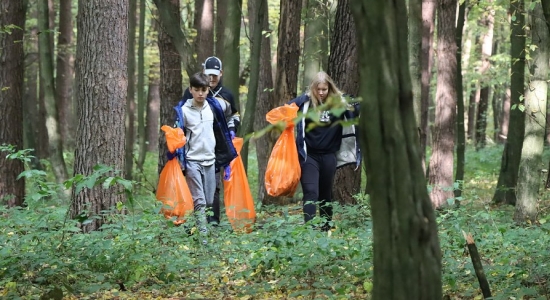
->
<box><xmin>1</xmin><ymin>144</ymin><xmax>550</xmax><ymax>299</ymax></box>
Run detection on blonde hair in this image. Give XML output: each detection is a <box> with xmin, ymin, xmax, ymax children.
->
<box><xmin>307</xmin><ymin>71</ymin><xmax>342</xmax><ymax>107</ymax></box>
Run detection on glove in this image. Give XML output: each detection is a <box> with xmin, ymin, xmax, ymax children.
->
<box><xmin>230</xmin><ymin>130</ymin><xmax>236</xmax><ymax>140</ymax></box>
<box><xmin>223</xmin><ymin>165</ymin><xmax>231</xmax><ymax>180</ymax></box>
<box><xmin>166</xmin><ymin>151</ymin><xmax>176</xmax><ymax>160</ymax></box>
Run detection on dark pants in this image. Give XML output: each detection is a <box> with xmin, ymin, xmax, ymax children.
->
<box><xmin>300</xmin><ymin>152</ymin><xmax>337</xmax><ymax>223</ymax></box>
<box><xmin>207</xmin><ymin>172</ymin><xmax>223</xmax><ymax>224</ymax></box>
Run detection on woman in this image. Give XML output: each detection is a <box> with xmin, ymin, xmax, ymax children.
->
<box><xmin>288</xmin><ymin>71</ymin><xmax>360</xmax><ymax>231</ymax></box>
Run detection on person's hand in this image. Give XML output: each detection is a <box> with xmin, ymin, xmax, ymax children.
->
<box><xmin>166</xmin><ymin>151</ymin><xmax>176</xmax><ymax>160</ymax></box>
<box><xmin>223</xmin><ymin>165</ymin><xmax>231</xmax><ymax>180</ymax></box>
<box><xmin>230</xmin><ymin>130</ymin><xmax>236</xmax><ymax>140</ymax></box>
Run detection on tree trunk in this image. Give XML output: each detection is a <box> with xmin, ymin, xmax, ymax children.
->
<box><xmin>493</xmin><ymin>0</ymin><xmax>526</xmax><ymax>205</ymax></box>
<box><xmin>38</xmin><ymin>0</ymin><xmax>69</xmax><ymax>183</ymax></box>
<box><xmin>328</xmin><ymin>0</ymin><xmax>361</xmax><ymax>205</ymax></box>
<box><xmin>302</xmin><ymin>0</ymin><xmax>327</xmax><ymax>91</ymax></box>
<box><xmin>420</xmin><ymin>0</ymin><xmax>436</xmax><ymax>175</ymax></box>
<box><xmin>475</xmin><ymin>1</ymin><xmax>494</xmax><ymax>150</ymax></box>
<box><xmin>428</xmin><ymin>0</ymin><xmax>458</xmax><ymax>208</ymax></box>
<box><xmin>221</xmin><ymin>0</ymin><xmax>242</xmax><ymax>110</ymax></box>
<box><xmin>350</xmin><ymin>1</ymin><xmax>442</xmax><ymax>298</ymax></box>
<box><xmin>515</xmin><ymin>2</ymin><xmax>548</xmax><ymax>223</ymax></box>
<box><xmin>125</xmin><ymin>0</ymin><xmax>137</xmax><ymax>180</ymax></box>
<box><xmin>409</xmin><ymin>0</ymin><xmax>422</xmax><ymax>125</ymax></box>
<box><xmin>146</xmin><ymin>62</ymin><xmax>160</xmax><ymax>153</ymax></box>
<box><xmin>157</xmin><ymin>0</ymin><xmax>183</xmax><ymax>175</ymax></box>
<box><xmin>455</xmin><ymin>1</ymin><xmax>467</xmax><ymax>199</ymax></box>
<box><xmin>0</xmin><ymin>0</ymin><xmax>26</xmax><ymax>207</ymax></box>
<box><xmin>137</xmin><ymin>0</ymin><xmax>147</xmax><ymax>170</ymax></box>
<box><xmin>239</xmin><ymin>0</ymin><xmax>264</xmax><ymax>170</ymax></box>
<box><xmin>72</xmin><ymin>0</ymin><xmax>128</xmax><ymax>232</ymax></box>
<box><xmin>265</xmin><ymin>0</ymin><xmax>303</xmax><ymax>206</ymax></box>
<box><xmin>251</xmin><ymin>0</ymin><xmax>276</xmax><ymax>204</ymax></box>
<box><xmin>194</xmin><ymin>0</ymin><xmax>214</xmax><ymax>65</ymax></box>
<box><xmin>55</xmin><ymin>0</ymin><xmax>75</xmax><ymax>150</ymax></box>
<box><xmin>499</xmin><ymin>86</ymin><xmax>511</xmax><ymax>143</ymax></box>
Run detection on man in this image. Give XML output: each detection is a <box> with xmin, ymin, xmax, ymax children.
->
<box><xmin>182</xmin><ymin>56</ymin><xmax>240</xmax><ymax>226</ymax></box>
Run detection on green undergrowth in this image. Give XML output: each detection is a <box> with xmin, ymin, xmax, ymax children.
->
<box><xmin>1</xmin><ymin>144</ymin><xmax>550</xmax><ymax>299</ymax></box>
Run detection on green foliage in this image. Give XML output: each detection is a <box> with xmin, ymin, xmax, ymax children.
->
<box><xmin>2</xmin><ymin>145</ymin><xmax>550</xmax><ymax>298</ymax></box>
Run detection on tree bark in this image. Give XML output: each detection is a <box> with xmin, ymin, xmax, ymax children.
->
<box><xmin>428</xmin><ymin>0</ymin><xmax>458</xmax><ymax>208</ymax></box>
<box><xmin>515</xmin><ymin>2</ymin><xmax>548</xmax><ymax>223</ymax></box>
<box><xmin>302</xmin><ymin>0</ymin><xmax>327</xmax><ymax>91</ymax></box>
<box><xmin>475</xmin><ymin>0</ymin><xmax>495</xmax><ymax>151</ymax></box>
<box><xmin>350</xmin><ymin>1</ymin><xmax>442</xmax><ymax>298</ymax></box>
<box><xmin>38</xmin><ymin>0</ymin><xmax>69</xmax><ymax>183</ymax></box>
<box><xmin>420</xmin><ymin>0</ymin><xmax>436</xmax><ymax>175</ymax></box>
<box><xmin>125</xmin><ymin>0</ymin><xmax>137</xmax><ymax>180</ymax></box>
<box><xmin>265</xmin><ymin>0</ymin><xmax>303</xmax><ymax>206</ymax></box>
<box><xmin>328</xmin><ymin>0</ymin><xmax>361</xmax><ymax>205</ymax></box>
<box><xmin>0</xmin><ymin>0</ymin><xmax>26</xmax><ymax>207</ymax></box>
<box><xmin>156</xmin><ymin>0</ymin><xmax>183</xmax><ymax>175</ymax></box>
<box><xmin>194</xmin><ymin>0</ymin><xmax>214</xmax><ymax>65</ymax></box>
<box><xmin>250</xmin><ymin>0</ymin><xmax>276</xmax><ymax>204</ymax></box>
<box><xmin>455</xmin><ymin>1</ymin><xmax>467</xmax><ymax>199</ymax></box>
<box><xmin>55</xmin><ymin>0</ymin><xmax>75</xmax><ymax>150</ymax></box>
<box><xmin>72</xmin><ymin>0</ymin><xmax>128</xmax><ymax>232</ymax></box>
<box><xmin>146</xmin><ymin>62</ymin><xmax>161</xmax><ymax>153</ymax></box>
<box><xmin>137</xmin><ymin>0</ymin><xmax>147</xmax><ymax>170</ymax></box>
<box><xmin>221</xmin><ymin>0</ymin><xmax>242</xmax><ymax>110</ymax></box>
<box><xmin>493</xmin><ymin>0</ymin><xmax>526</xmax><ymax>205</ymax></box>
<box><xmin>409</xmin><ymin>0</ymin><xmax>422</xmax><ymax>125</ymax></box>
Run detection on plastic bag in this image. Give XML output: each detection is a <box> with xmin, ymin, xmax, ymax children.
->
<box><xmin>264</xmin><ymin>103</ymin><xmax>301</xmax><ymax>197</ymax></box>
<box><xmin>156</xmin><ymin>126</ymin><xmax>193</xmax><ymax>225</ymax></box>
<box><xmin>223</xmin><ymin>137</ymin><xmax>256</xmax><ymax>233</ymax></box>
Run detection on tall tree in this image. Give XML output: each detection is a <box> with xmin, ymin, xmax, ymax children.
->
<box><xmin>265</xmin><ymin>0</ymin><xmax>303</xmax><ymax>206</ymax></box>
<box><xmin>146</xmin><ymin>62</ymin><xmax>161</xmax><ymax>153</ymax></box>
<box><xmin>156</xmin><ymin>0</ymin><xmax>183</xmax><ymax>174</ymax></box>
<box><xmin>302</xmin><ymin>0</ymin><xmax>328</xmax><ymax>90</ymax></box>
<box><xmin>350</xmin><ymin>1</ymin><xmax>442</xmax><ymax>298</ymax></box>
<box><xmin>193</xmin><ymin>0</ymin><xmax>214</xmax><ymax>64</ymax></box>
<box><xmin>409</xmin><ymin>0</ymin><xmax>422</xmax><ymax>124</ymax></box>
<box><xmin>474</xmin><ymin>0</ymin><xmax>495</xmax><ymax>150</ymax></box>
<box><xmin>38</xmin><ymin>0</ymin><xmax>69</xmax><ymax>183</ymax></box>
<box><xmin>0</xmin><ymin>0</ymin><xmax>26</xmax><ymax>207</ymax></box>
<box><xmin>137</xmin><ymin>0</ymin><xmax>147</xmax><ymax>170</ymax></box>
<box><xmin>515</xmin><ymin>2</ymin><xmax>548</xmax><ymax>223</ymax></box>
<box><xmin>251</xmin><ymin>0</ymin><xmax>276</xmax><ymax>203</ymax></box>
<box><xmin>125</xmin><ymin>0</ymin><xmax>137</xmax><ymax>180</ymax></box>
<box><xmin>428</xmin><ymin>0</ymin><xmax>458</xmax><ymax>208</ymax></box>
<box><xmin>221</xmin><ymin>0</ymin><xmax>242</xmax><ymax>110</ymax></box>
<box><xmin>493</xmin><ymin>0</ymin><xmax>526</xmax><ymax>205</ymax></box>
<box><xmin>328</xmin><ymin>0</ymin><xmax>361</xmax><ymax>205</ymax></box>
<box><xmin>420</xmin><ymin>0</ymin><xmax>437</xmax><ymax>174</ymax></box>
<box><xmin>455</xmin><ymin>1</ymin><xmax>467</xmax><ymax>199</ymax></box>
<box><xmin>71</xmin><ymin>0</ymin><xmax>128</xmax><ymax>232</ymax></box>
<box><xmin>239</xmin><ymin>0</ymin><xmax>264</xmax><ymax>169</ymax></box>
<box><xmin>55</xmin><ymin>0</ymin><xmax>75</xmax><ymax>150</ymax></box>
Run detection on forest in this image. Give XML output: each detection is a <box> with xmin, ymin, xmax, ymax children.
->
<box><xmin>1</xmin><ymin>0</ymin><xmax>550</xmax><ymax>299</ymax></box>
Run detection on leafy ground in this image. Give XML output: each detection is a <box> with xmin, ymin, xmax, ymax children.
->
<box><xmin>1</xmin><ymin>145</ymin><xmax>550</xmax><ymax>299</ymax></box>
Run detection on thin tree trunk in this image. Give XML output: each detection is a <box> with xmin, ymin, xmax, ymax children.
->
<box><xmin>56</xmin><ymin>0</ymin><xmax>75</xmax><ymax>150</ymax></box>
<box><xmin>420</xmin><ymin>0</ymin><xmax>436</xmax><ymax>175</ymax></box>
<box><xmin>194</xmin><ymin>0</ymin><xmax>214</xmax><ymax>66</ymax></box>
<box><xmin>350</xmin><ymin>1</ymin><xmax>442</xmax><ymax>298</ymax></box>
<box><xmin>157</xmin><ymin>0</ymin><xmax>183</xmax><ymax>174</ymax></box>
<box><xmin>302</xmin><ymin>0</ymin><xmax>326</xmax><ymax>91</ymax></box>
<box><xmin>125</xmin><ymin>0</ymin><xmax>137</xmax><ymax>180</ymax></box>
<box><xmin>251</xmin><ymin>0</ymin><xmax>276</xmax><ymax>204</ymax></box>
<box><xmin>38</xmin><ymin>0</ymin><xmax>68</xmax><ymax>183</ymax></box>
<box><xmin>515</xmin><ymin>2</ymin><xmax>548</xmax><ymax>223</ymax></box>
<box><xmin>409</xmin><ymin>0</ymin><xmax>422</xmax><ymax>125</ymax></box>
<box><xmin>215</xmin><ymin>0</ymin><xmax>227</xmax><ymax>59</ymax></box>
<box><xmin>221</xmin><ymin>0</ymin><xmax>242</xmax><ymax>110</ymax></box>
<box><xmin>467</xmin><ymin>84</ymin><xmax>480</xmax><ymax>141</ymax></box>
<box><xmin>493</xmin><ymin>0</ymin><xmax>526</xmax><ymax>205</ymax></box>
<box><xmin>0</xmin><ymin>0</ymin><xmax>26</xmax><ymax>207</ymax></box>
<box><xmin>500</xmin><ymin>86</ymin><xmax>511</xmax><ymax>143</ymax></box>
<box><xmin>137</xmin><ymin>0</ymin><xmax>147</xmax><ymax>170</ymax></box>
<box><xmin>146</xmin><ymin>63</ymin><xmax>160</xmax><ymax>153</ymax></box>
<box><xmin>328</xmin><ymin>0</ymin><xmax>361</xmax><ymax>205</ymax></box>
<box><xmin>72</xmin><ymin>0</ymin><xmax>128</xmax><ymax>232</ymax></box>
<box><xmin>428</xmin><ymin>0</ymin><xmax>458</xmax><ymax>208</ymax></box>
<box><xmin>455</xmin><ymin>1</ymin><xmax>467</xmax><ymax>199</ymax></box>
<box><xmin>475</xmin><ymin>1</ymin><xmax>494</xmax><ymax>150</ymax></box>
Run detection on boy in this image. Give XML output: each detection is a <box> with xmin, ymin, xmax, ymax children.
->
<box><xmin>182</xmin><ymin>56</ymin><xmax>240</xmax><ymax>225</ymax></box>
<box><xmin>174</xmin><ymin>72</ymin><xmax>237</xmax><ymax>239</ymax></box>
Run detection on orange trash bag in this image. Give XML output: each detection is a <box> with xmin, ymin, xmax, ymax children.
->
<box><xmin>223</xmin><ymin>137</ymin><xmax>256</xmax><ymax>233</ymax></box>
<box><xmin>156</xmin><ymin>125</ymin><xmax>194</xmax><ymax>225</ymax></box>
<box><xmin>264</xmin><ymin>103</ymin><xmax>301</xmax><ymax>197</ymax></box>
